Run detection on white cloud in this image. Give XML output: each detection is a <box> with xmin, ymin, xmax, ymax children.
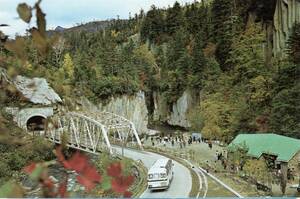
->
<box><xmin>0</xmin><ymin>0</ymin><xmax>195</xmax><ymax>37</ymax></box>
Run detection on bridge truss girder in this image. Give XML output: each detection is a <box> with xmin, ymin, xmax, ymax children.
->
<box><xmin>45</xmin><ymin>112</ymin><xmax>143</xmax><ymax>155</ymax></box>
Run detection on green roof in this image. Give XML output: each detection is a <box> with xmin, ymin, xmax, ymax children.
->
<box><xmin>228</xmin><ymin>134</ymin><xmax>300</xmax><ymax>162</ymax></box>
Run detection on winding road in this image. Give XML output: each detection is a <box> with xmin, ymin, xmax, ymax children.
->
<box><xmin>113</xmin><ymin>147</ymin><xmax>192</xmax><ymax>198</ymax></box>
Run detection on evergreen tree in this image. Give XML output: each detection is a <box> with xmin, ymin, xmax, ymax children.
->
<box><xmin>211</xmin><ymin>0</ymin><xmax>239</xmax><ymax>70</ymax></box>
<box><xmin>270</xmin><ymin>62</ymin><xmax>300</xmax><ymax>137</ymax></box>
<box><xmin>270</xmin><ymin>83</ymin><xmax>300</xmax><ymax>138</ymax></box>
<box><xmin>185</xmin><ymin>2</ymin><xmax>209</xmax><ymax>41</ymax></box>
<box><xmin>140</xmin><ymin>5</ymin><xmax>165</xmax><ymax>43</ymax></box>
<box><xmin>165</xmin><ymin>29</ymin><xmax>186</xmax><ymax>70</ymax></box>
<box><xmin>190</xmin><ymin>34</ymin><xmax>207</xmax><ymax>88</ymax></box>
<box><xmin>185</xmin><ymin>3</ymin><xmax>199</xmax><ymax>35</ymax></box>
<box><xmin>287</xmin><ymin>23</ymin><xmax>300</xmax><ymax>64</ymax></box>
<box><xmin>211</xmin><ymin>0</ymin><xmax>233</xmax><ymax>42</ymax></box>
<box><xmin>165</xmin><ymin>2</ymin><xmax>184</xmax><ymax>35</ymax></box>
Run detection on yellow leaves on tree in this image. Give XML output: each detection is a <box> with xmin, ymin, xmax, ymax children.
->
<box><xmin>243</xmin><ymin>158</ymin><xmax>271</xmax><ymax>184</ymax></box>
<box><xmin>49</xmin><ymin>53</ymin><xmax>74</xmax><ymax>96</ymax></box>
<box><xmin>200</xmin><ymin>98</ymin><xmax>232</xmax><ymax>141</ymax></box>
<box><xmin>111</xmin><ymin>30</ymin><xmax>119</xmax><ymax>38</ymax></box>
<box><xmin>249</xmin><ymin>75</ymin><xmax>273</xmax><ymax>104</ymax></box>
<box><xmin>133</xmin><ymin>44</ymin><xmax>160</xmax><ymax>87</ymax></box>
<box><xmin>61</xmin><ymin>53</ymin><xmax>74</xmax><ymax>80</ymax></box>
<box><xmin>133</xmin><ymin>44</ymin><xmax>158</xmax><ymax>70</ymax></box>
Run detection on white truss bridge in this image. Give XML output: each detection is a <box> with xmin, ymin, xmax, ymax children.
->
<box><xmin>44</xmin><ymin>111</ymin><xmax>143</xmax><ymax>155</ymax></box>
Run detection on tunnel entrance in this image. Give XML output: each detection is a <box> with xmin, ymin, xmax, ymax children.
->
<box><xmin>26</xmin><ymin>115</ymin><xmax>47</xmax><ymax>131</ymax></box>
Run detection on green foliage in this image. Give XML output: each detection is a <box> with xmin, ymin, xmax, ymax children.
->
<box><xmin>227</xmin><ymin>23</ymin><xmax>266</xmax><ymax>80</ymax></box>
<box><xmin>140</xmin><ymin>5</ymin><xmax>165</xmax><ymax>43</ymax></box>
<box><xmin>2</xmin><ymin>0</ymin><xmax>299</xmax><ymax>142</ymax></box>
<box><xmin>189</xmin><ymin>34</ymin><xmax>207</xmax><ymax>89</ymax></box>
<box><xmin>200</xmin><ymin>94</ymin><xmax>233</xmax><ymax>141</ymax></box>
<box><xmin>187</xmin><ymin>106</ymin><xmax>204</xmax><ymax>132</ymax></box>
<box><xmin>270</xmin><ymin>83</ymin><xmax>300</xmax><ymax>138</ymax></box>
<box><xmin>185</xmin><ymin>2</ymin><xmax>210</xmax><ymax>39</ymax></box>
<box><xmin>211</xmin><ymin>0</ymin><xmax>241</xmax><ymax>70</ymax></box>
<box><xmin>243</xmin><ymin>158</ymin><xmax>271</xmax><ymax>184</ymax></box>
<box><xmin>249</xmin><ymin>75</ymin><xmax>273</xmax><ymax>104</ymax></box>
<box><xmin>165</xmin><ymin>2</ymin><xmax>184</xmax><ymax>35</ymax></box>
<box><xmin>228</xmin><ymin>142</ymin><xmax>248</xmax><ymax>168</ymax></box>
<box><xmin>0</xmin><ymin>137</ymin><xmax>55</xmax><ymax>180</ymax></box>
<box><xmin>269</xmin><ymin>57</ymin><xmax>300</xmax><ymax>137</ymax></box>
<box><xmin>0</xmin><ymin>181</ymin><xmax>23</xmax><ymax>197</ymax></box>
<box><xmin>287</xmin><ymin>23</ymin><xmax>300</xmax><ymax>64</ymax></box>
<box><xmin>91</xmin><ymin>76</ymin><xmax>139</xmax><ymax>99</ymax></box>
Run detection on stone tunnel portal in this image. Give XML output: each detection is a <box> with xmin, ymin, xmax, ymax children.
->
<box><xmin>26</xmin><ymin>115</ymin><xmax>47</xmax><ymax>131</ymax></box>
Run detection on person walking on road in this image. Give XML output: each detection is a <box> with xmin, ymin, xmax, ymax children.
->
<box><xmin>162</xmin><ymin>139</ymin><xmax>166</xmax><ymax>147</ymax></box>
<box><xmin>179</xmin><ymin>139</ymin><xmax>183</xmax><ymax>148</ymax></box>
<box><xmin>208</xmin><ymin>140</ymin><xmax>212</xmax><ymax>149</ymax></box>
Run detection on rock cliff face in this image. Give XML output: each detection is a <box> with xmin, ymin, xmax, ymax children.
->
<box><xmin>14</xmin><ymin>75</ymin><xmax>62</xmax><ymax>105</ymax></box>
<box><xmin>80</xmin><ymin>91</ymin><xmax>149</xmax><ymax>134</ymax></box>
<box><xmin>153</xmin><ymin>90</ymin><xmax>199</xmax><ymax>129</ymax></box>
<box><xmin>273</xmin><ymin>0</ymin><xmax>300</xmax><ymax>56</ymax></box>
<box><xmin>79</xmin><ymin>89</ymin><xmax>199</xmax><ymax>133</ymax></box>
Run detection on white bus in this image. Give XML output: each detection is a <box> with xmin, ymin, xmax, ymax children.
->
<box><xmin>148</xmin><ymin>158</ymin><xmax>174</xmax><ymax>190</ymax></box>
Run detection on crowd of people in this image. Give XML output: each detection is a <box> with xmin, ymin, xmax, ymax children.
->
<box><xmin>144</xmin><ymin>131</ymin><xmax>231</xmax><ymax>174</ymax></box>
<box><xmin>215</xmin><ymin>150</ymin><xmax>228</xmax><ymax>170</ymax></box>
<box><xmin>149</xmin><ymin>135</ymin><xmax>187</xmax><ymax>148</ymax></box>
<box><xmin>146</xmin><ymin>133</ymin><xmax>211</xmax><ymax>149</ymax></box>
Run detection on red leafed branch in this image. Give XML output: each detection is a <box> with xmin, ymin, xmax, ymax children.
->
<box><xmin>107</xmin><ymin>162</ymin><xmax>134</xmax><ymax>197</ymax></box>
<box><xmin>55</xmin><ymin>147</ymin><xmax>102</xmax><ymax>191</ymax></box>
<box><xmin>111</xmin><ymin>175</ymin><xmax>134</xmax><ymax>193</ymax></box>
<box><xmin>23</xmin><ymin>147</ymin><xmax>136</xmax><ymax>198</ymax></box>
<box><xmin>107</xmin><ymin>162</ymin><xmax>122</xmax><ymax>178</ymax></box>
<box><xmin>57</xmin><ymin>176</ymin><xmax>68</xmax><ymax>198</ymax></box>
<box><xmin>23</xmin><ymin>162</ymin><xmax>37</xmax><ymax>174</ymax></box>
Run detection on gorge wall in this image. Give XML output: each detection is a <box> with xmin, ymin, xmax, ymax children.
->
<box><xmin>273</xmin><ymin>0</ymin><xmax>300</xmax><ymax>57</ymax></box>
<box><xmin>79</xmin><ymin>89</ymin><xmax>200</xmax><ymax>134</ymax></box>
<box><xmin>152</xmin><ymin>90</ymin><xmax>200</xmax><ymax>129</ymax></box>
<box><xmin>79</xmin><ymin>91</ymin><xmax>149</xmax><ymax>134</ymax></box>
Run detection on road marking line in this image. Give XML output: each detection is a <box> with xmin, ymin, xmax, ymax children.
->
<box><xmin>198</xmin><ymin>166</ymin><xmax>244</xmax><ymax>198</ymax></box>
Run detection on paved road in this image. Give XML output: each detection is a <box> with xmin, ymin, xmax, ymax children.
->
<box><xmin>113</xmin><ymin>147</ymin><xmax>192</xmax><ymax>198</ymax></box>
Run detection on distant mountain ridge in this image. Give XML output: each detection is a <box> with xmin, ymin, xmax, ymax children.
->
<box><xmin>49</xmin><ymin>19</ymin><xmax>128</xmax><ymax>34</ymax></box>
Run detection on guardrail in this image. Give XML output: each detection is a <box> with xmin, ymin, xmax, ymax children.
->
<box><xmin>130</xmin><ymin>160</ymin><xmax>148</xmax><ymax>197</ymax></box>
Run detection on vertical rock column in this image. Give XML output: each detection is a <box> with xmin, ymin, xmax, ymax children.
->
<box><xmin>273</xmin><ymin>0</ymin><xmax>300</xmax><ymax>57</ymax></box>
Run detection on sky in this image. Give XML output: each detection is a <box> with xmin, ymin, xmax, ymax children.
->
<box><xmin>0</xmin><ymin>0</ymin><xmax>195</xmax><ymax>37</ymax></box>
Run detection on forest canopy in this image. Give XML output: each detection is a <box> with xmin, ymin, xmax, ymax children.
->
<box><xmin>1</xmin><ymin>0</ymin><xmax>299</xmax><ymax>142</ymax></box>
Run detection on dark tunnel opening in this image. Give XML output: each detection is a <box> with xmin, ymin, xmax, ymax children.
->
<box><xmin>26</xmin><ymin>115</ymin><xmax>47</xmax><ymax>131</ymax></box>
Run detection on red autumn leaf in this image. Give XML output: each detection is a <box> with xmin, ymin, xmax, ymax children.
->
<box><xmin>67</xmin><ymin>152</ymin><xmax>88</xmax><ymax>173</ymax></box>
<box><xmin>75</xmin><ymin>164</ymin><xmax>102</xmax><ymax>191</ymax></box>
<box><xmin>76</xmin><ymin>175</ymin><xmax>96</xmax><ymax>191</ymax></box>
<box><xmin>55</xmin><ymin>147</ymin><xmax>102</xmax><ymax>192</ymax></box>
<box><xmin>43</xmin><ymin>178</ymin><xmax>54</xmax><ymax>189</ymax></box>
<box><xmin>111</xmin><ymin>175</ymin><xmax>134</xmax><ymax>193</ymax></box>
<box><xmin>55</xmin><ymin>147</ymin><xmax>71</xmax><ymax>169</ymax></box>
<box><xmin>55</xmin><ymin>146</ymin><xmax>65</xmax><ymax>162</ymax></box>
<box><xmin>23</xmin><ymin>162</ymin><xmax>36</xmax><ymax>174</ymax></box>
<box><xmin>81</xmin><ymin>165</ymin><xmax>102</xmax><ymax>183</ymax></box>
<box><xmin>123</xmin><ymin>191</ymin><xmax>132</xmax><ymax>198</ymax></box>
<box><xmin>58</xmin><ymin>180</ymin><xmax>68</xmax><ymax>198</ymax></box>
<box><xmin>107</xmin><ymin>162</ymin><xmax>122</xmax><ymax>178</ymax></box>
